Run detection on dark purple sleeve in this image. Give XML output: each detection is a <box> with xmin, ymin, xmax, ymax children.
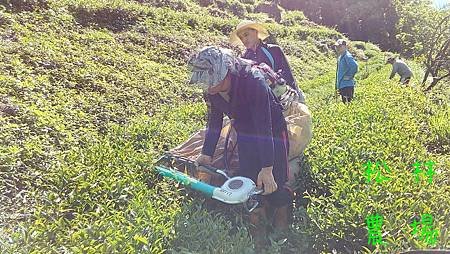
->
<box><xmin>271</xmin><ymin>46</ymin><xmax>298</xmax><ymax>92</ymax></box>
<box><xmin>242</xmin><ymin>49</ymin><xmax>251</xmax><ymax>59</ymax></box>
<box><xmin>248</xmin><ymin>75</ymin><xmax>274</xmax><ymax>168</ymax></box>
<box><xmin>202</xmin><ymin>99</ymin><xmax>223</xmax><ymax>157</ymax></box>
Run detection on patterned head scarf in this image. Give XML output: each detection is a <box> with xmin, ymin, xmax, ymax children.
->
<box><xmin>188</xmin><ymin>46</ymin><xmax>239</xmax><ymax>88</ymax></box>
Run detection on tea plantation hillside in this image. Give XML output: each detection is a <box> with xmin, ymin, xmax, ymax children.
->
<box><xmin>0</xmin><ymin>0</ymin><xmax>449</xmax><ymax>253</ymax></box>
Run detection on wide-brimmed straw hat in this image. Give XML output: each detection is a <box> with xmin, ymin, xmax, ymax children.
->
<box><xmin>229</xmin><ymin>20</ymin><xmax>269</xmax><ymax>46</ymax></box>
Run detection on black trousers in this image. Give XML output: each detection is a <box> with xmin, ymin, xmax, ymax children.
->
<box><xmin>400</xmin><ymin>76</ymin><xmax>411</xmax><ymax>84</ymax></box>
<box><xmin>237</xmin><ymin>130</ymin><xmax>292</xmax><ymax>208</ymax></box>
<box><xmin>339</xmin><ymin>86</ymin><xmax>354</xmax><ymax>103</ymax></box>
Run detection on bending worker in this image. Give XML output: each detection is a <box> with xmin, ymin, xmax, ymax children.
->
<box><xmin>189</xmin><ymin>46</ymin><xmax>292</xmax><ymax>249</ymax></box>
<box><xmin>387</xmin><ymin>56</ymin><xmax>413</xmax><ymax>84</ymax></box>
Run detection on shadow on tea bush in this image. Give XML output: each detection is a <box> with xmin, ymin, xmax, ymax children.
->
<box><xmin>133</xmin><ymin>0</ymin><xmax>187</xmax><ymax>11</ymax></box>
<box><xmin>70</xmin><ymin>6</ymin><xmax>142</xmax><ymax>32</ymax></box>
<box><xmin>1</xmin><ymin>0</ymin><xmax>48</xmax><ymax>12</ymax></box>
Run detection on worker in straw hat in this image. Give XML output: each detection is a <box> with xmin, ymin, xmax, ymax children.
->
<box><xmin>230</xmin><ymin>20</ymin><xmax>306</xmax><ymax>104</ymax></box>
<box><xmin>189</xmin><ymin>46</ymin><xmax>293</xmax><ymax>250</ymax></box>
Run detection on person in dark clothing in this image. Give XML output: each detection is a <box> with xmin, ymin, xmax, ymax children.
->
<box><xmin>230</xmin><ymin>20</ymin><xmax>310</xmax><ymax>210</ymax></box>
<box><xmin>230</xmin><ymin>20</ymin><xmax>306</xmax><ymax>104</ymax></box>
<box><xmin>188</xmin><ymin>46</ymin><xmax>293</xmax><ymax>249</ymax></box>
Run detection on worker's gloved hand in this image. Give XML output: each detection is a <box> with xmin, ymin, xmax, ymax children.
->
<box><xmin>196</xmin><ymin>154</ymin><xmax>212</xmax><ymax>166</ymax></box>
<box><xmin>195</xmin><ymin>154</ymin><xmax>213</xmax><ymax>183</ymax></box>
<box><xmin>257</xmin><ymin>166</ymin><xmax>277</xmax><ymax>195</ymax></box>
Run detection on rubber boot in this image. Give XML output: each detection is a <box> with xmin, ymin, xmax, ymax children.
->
<box><xmin>249</xmin><ymin>206</ymin><xmax>268</xmax><ymax>251</ymax></box>
<box><xmin>270</xmin><ymin>203</ymin><xmax>294</xmax><ymax>254</ymax></box>
<box><xmin>272</xmin><ymin>203</ymin><xmax>293</xmax><ymax>232</ymax></box>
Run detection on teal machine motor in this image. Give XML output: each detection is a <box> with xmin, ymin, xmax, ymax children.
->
<box><xmin>155</xmin><ymin>154</ymin><xmax>262</xmax><ymax>212</ymax></box>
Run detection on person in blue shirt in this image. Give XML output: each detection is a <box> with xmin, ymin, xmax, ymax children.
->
<box><xmin>189</xmin><ymin>46</ymin><xmax>292</xmax><ymax>249</ymax></box>
<box><xmin>334</xmin><ymin>39</ymin><xmax>358</xmax><ymax>103</ymax></box>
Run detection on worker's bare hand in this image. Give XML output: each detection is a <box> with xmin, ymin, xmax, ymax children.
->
<box><xmin>196</xmin><ymin>154</ymin><xmax>212</xmax><ymax>166</ymax></box>
<box><xmin>257</xmin><ymin>166</ymin><xmax>277</xmax><ymax>195</ymax></box>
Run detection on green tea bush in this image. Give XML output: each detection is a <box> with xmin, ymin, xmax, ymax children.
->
<box><xmin>244</xmin><ymin>12</ymin><xmax>270</xmax><ymax>22</ymax></box>
<box><xmin>428</xmin><ymin>107</ymin><xmax>450</xmax><ymax>154</ymax></box>
<box><xmin>0</xmin><ymin>104</ymin><xmax>205</xmax><ymax>253</ymax></box>
<box><xmin>198</xmin><ymin>0</ymin><xmax>249</xmax><ymax>18</ymax></box>
<box><xmin>134</xmin><ymin>0</ymin><xmax>188</xmax><ymax>11</ymax></box>
<box><xmin>281</xmin><ymin>10</ymin><xmax>306</xmax><ymax>26</ymax></box>
<box><xmin>169</xmin><ymin>204</ymin><xmax>254</xmax><ymax>253</ymax></box>
<box><xmin>303</xmin><ymin>67</ymin><xmax>450</xmax><ymax>253</ymax></box>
